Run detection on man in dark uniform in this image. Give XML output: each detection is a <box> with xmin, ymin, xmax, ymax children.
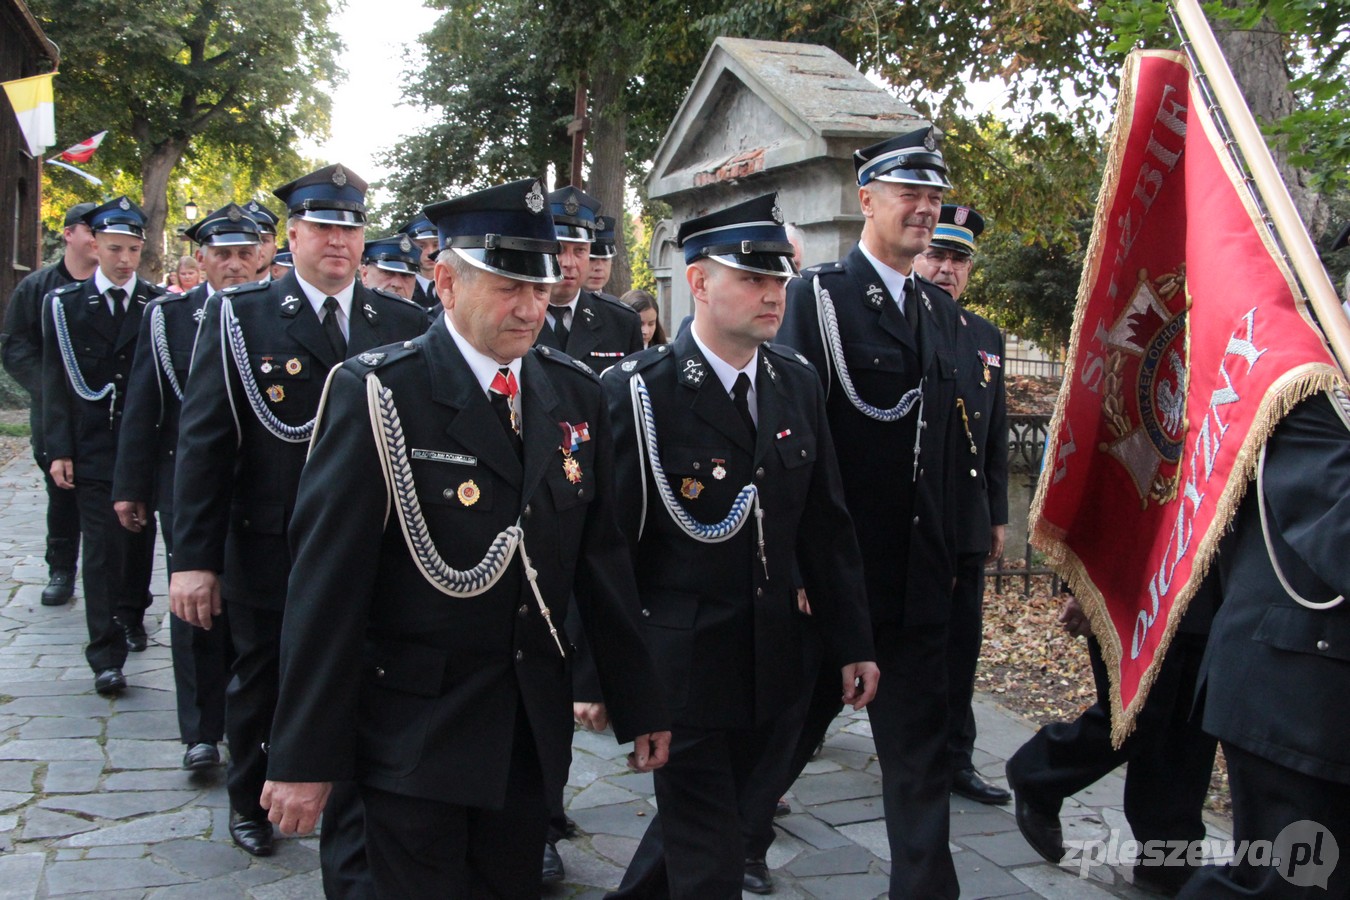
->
<box><xmin>913</xmin><ymin>204</ymin><xmax>1013</xmax><ymax>805</ymax></box>
<box><xmin>41</xmin><ymin>197</ymin><xmax>163</xmax><ymax>695</ymax></box>
<box><xmin>534</xmin><ymin>186</ymin><xmax>642</xmax><ymax>373</ymax></box>
<box><xmin>260</xmin><ymin>178</ymin><xmax>671</xmax><ymax>900</ymax></box>
<box><xmin>2</xmin><ymin>201</ymin><xmax>97</xmax><ymax>606</ymax></box>
<box><xmin>604</xmin><ymin>193</ymin><xmax>878</xmax><ymax>900</ymax></box>
<box><xmin>168</xmin><ymin>165</ymin><xmax>427</xmax><ymax>892</ymax></box>
<box><xmin>269</xmin><ymin>247</ymin><xmax>293</xmax><ymax>281</ymax></box>
<box><xmin>585</xmin><ymin>214</ymin><xmax>618</xmax><ymax>294</ymax></box>
<box><xmin>243</xmin><ymin>200</ymin><xmax>280</xmax><ymax>281</ymax></box>
<box><xmin>1177</xmin><ymin>391</ymin><xmax>1350</xmax><ymax>898</ymax></box>
<box><xmin>112</xmin><ymin>203</ymin><xmax>260</xmax><ymax>771</ymax></box>
<box><xmin>359</xmin><ymin>234</ymin><xmax>421</xmax><ymax>301</ymax></box>
<box><xmin>399</xmin><ymin>214</ymin><xmax>441</xmax><ymax>309</ymax></box>
<box><xmin>778</xmin><ymin>125</ymin><xmax>965</xmax><ymax>898</ymax></box>
<box><xmin>533</xmin><ymin>184</ymin><xmax>644</xmax><ymax>880</ymax></box>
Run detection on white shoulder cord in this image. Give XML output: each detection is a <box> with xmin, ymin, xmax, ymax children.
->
<box><xmin>629</xmin><ymin>373</ymin><xmax>767</xmax><ymax>576</ymax></box>
<box><xmin>51</xmin><ymin>296</ymin><xmax>117</xmax><ymax>426</ymax></box>
<box><xmin>1255</xmin><ymin>392</ymin><xmax>1346</xmax><ymax>610</ymax></box>
<box><xmin>811</xmin><ymin>274</ymin><xmax>927</xmax><ymax>481</ymax></box>
<box><xmin>221</xmin><ymin>295</ymin><xmax>314</xmax><ymax>443</ymax></box>
<box><xmin>150</xmin><ymin>304</ymin><xmax>184</xmax><ymax>401</ymax></box>
<box><xmin>365</xmin><ymin>373</ymin><xmax>565</xmax><ymax>657</ymax></box>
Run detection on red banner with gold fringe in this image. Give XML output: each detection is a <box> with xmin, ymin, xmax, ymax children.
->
<box><xmin>1030</xmin><ymin>50</ymin><xmax>1345</xmax><ymax>743</ymax></box>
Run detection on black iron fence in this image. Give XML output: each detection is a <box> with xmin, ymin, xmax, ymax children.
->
<box><xmin>986</xmin><ymin>413</ymin><xmax>1063</xmax><ymax>595</ymax></box>
<box><xmin>1003</xmin><ymin>356</ymin><xmax>1064</xmax><ymax>379</ymax></box>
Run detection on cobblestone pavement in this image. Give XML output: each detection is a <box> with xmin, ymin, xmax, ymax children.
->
<box><xmin>0</xmin><ymin>452</ymin><xmax>1232</xmax><ymax>898</ymax></box>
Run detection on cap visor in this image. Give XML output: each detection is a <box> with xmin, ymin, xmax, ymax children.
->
<box><xmin>294</xmin><ymin>209</ymin><xmax>366</xmax><ymax>227</ymax></box>
<box><xmin>705</xmin><ymin>253</ymin><xmax>798</xmax><ymax>278</ymax></box>
<box><xmin>374</xmin><ymin>260</ymin><xmax>419</xmax><ymax>274</ymax></box>
<box><xmin>453</xmin><ymin>247</ymin><xmax>562</xmax><ymax>284</ymax></box>
<box><xmin>97</xmin><ymin>225</ymin><xmax>145</xmax><ymax>238</ymax></box>
<box><xmin>871</xmin><ymin>168</ymin><xmax>953</xmax><ymax>189</ymax></box>
<box><xmin>204</xmin><ymin>234</ymin><xmax>262</xmax><ymax>246</ymax></box>
<box><xmin>589</xmin><ymin>245</ymin><xmax>617</xmax><ymax>259</ymax></box>
<box><xmin>555</xmin><ymin>224</ymin><xmax>594</xmax><ymax>243</ymax></box>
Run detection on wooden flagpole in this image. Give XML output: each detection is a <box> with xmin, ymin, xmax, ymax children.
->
<box><xmin>1172</xmin><ymin>0</ymin><xmax>1350</xmax><ymax>377</ymax></box>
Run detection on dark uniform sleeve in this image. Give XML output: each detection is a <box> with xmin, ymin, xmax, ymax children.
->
<box><xmin>268</xmin><ymin>365</ymin><xmax>386</xmax><ymax>782</ymax></box>
<box><xmin>112</xmin><ymin>306</ymin><xmax>163</xmax><ymax>504</ymax></box>
<box><xmin>985</xmin><ymin>328</ymin><xmax>1010</xmax><ymax>529</ymax></box>
<box><xmin>793</xmin><ymin>374</ymin><xmax>875</xmax><ymax>666</ymax></box>
<box><xmin>40</xmin><ymin>291</ymin><xmax>76</xmax><ymax>464</ymax></box>
<box><xmin>2</xmin><ymin>273</ymin><xmax>45</xmax><ymax>395</ymax></box>
<box><xmin>779</xmin><ymin>275</ymin><xmax>829</xmax><ymax>381</ymax></box>
<box><xmin>623</xmin><ymin>306</ymin><xmax>644</xmax><ymax>355</ymax></box>
<box><xmin>171</xmin><ymin>295</ymin><xmax>237</xmax><ymax>574</ymax></box>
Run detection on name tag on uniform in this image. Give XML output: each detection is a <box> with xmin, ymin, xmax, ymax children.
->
<box><xmin>411</xmin><ymin>449</ymin><xmax>476</xmax><ymax>466</ymax></box>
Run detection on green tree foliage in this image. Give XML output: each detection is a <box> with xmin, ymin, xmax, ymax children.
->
<box><xmin>30</xmin><ymin>0</ymin><xmax>341</xmax><ymax>278</ymax></box>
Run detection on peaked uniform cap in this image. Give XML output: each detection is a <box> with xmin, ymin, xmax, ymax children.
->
<box><xmin>854</xmin><ymin>125</ymin><xmax>952</xmax><ymax>189</ymax></box>
<box><xmin>243</xmin><ymin>200</ymin><xmax>280</xmax><ymax>235</ymax></box>
<box><xmin>424</xmin><ymin>178</ymin><xmax>562</xmax><ymax>284</ymax></box>
<box><xmin>677</xmin><ymin>193</ymin><xmax>797</xmax><ymax>278</ymax></box>
<box><xmin>590</xmin><ymin>215</ymin><xmax>617</xmax><ymax>259</ymax></box>
<box><xmin>363</xmin><ymin>234</ymin><xmax>422</xmax><ymax>274</ymax></box>
<box><xmin>63</xmin><ymin>202</ymin><xmax>98</xmax><ymax>227</ymax></box>
<box><xmin>399</xmin><ymin>215</ymin><xmax>439</xmax><ymax>241</ymax></box>
<box><xmin>273</xmin><ymin>164</ymin><xmax>369</xmax><ymax>227</ymax></box>
<box><xmin>85</xmin><ymin>196</ymin><xmax>148</xmax><ymax>238</ymax></box>
<box><xmin>547</xmin><ymin>185</ymin><xmax>601</xmax><ymax>243</ymax></box>
<box><xmin>930</xmin><ymin>204</ymin><xmax>985</xmax><ymax>255</ymax></box>
<box><xmin>184</xmin><ymin>203</ymin><xmax>263</xmax><ymax>246</ymax></box>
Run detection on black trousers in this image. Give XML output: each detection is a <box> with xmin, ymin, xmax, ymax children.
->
<box><xmin>946</xmin><ymin>555</ymin><xmax>985</xmax><ymax>774</ymax></box>
<box><xmin>869</xmin><ymin>621</ymin><xmax>958</xmax><ymax>899</ymax></box>
<box><xmin>609</xmin><ymin>723</ymin><xmax>785</xmax><ymax>900</ymax></box>
<box><xmin>360</xmin><ymin>709</ymin><xmax>545</xmax><ymax>900</ymax></box>
<box><xmin>1006</xmin><ymin>633</ymin><xmax>1216</xmax><ymax>852</ymax></box>
<box><xmin>227</xmin><ymin>601</ymin><xmax>372</xmax><ymax>898</ymax></box>
<box><xmin>74</xmin><ymin>477</ymin><xmax>155</xmax><ymax>673</ymax></box>
<box><xmin>1178</xmin><ymin>742</ymin><xmax>1350</xmax><ymax>899</ymax></box>
<box><xmin>37</xmin><ymin>450</ymin><xmax>80</xmax><ymax>572</ymax></box>
<box><xmin>159</xmin><ymin>510</ymin><xmax>232</xmax><ymax>746</ymax></box>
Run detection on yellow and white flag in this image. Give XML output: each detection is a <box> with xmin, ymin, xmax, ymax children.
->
<box><xmin>2</xmin><ymin>73</ymin><xmax>56</xmax><ymax>156</ymax></box>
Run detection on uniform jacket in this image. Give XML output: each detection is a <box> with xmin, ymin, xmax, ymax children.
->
<box><xmin>265</xmin><ymin>325</ymin><xmax>669</xmax><ymax>808</ymax></box>
<box><xmin>951</xmin><ymin>307</ymin><xmax>1009</xmax><ymax>558</ymax></box>
<box><xmin>2</xmin><ymin>260</ymin><xmax>77</xmax><ymax>458</ymax></box>
<box><xmin>534</xmin><ymin>289</ymin><xmax>642</xmax><ymax>375</ymax></box>
<box><xmin>411</xmin><ymin>277</ymin><xmax>438</xmax><ymax>311</ymax></box>
<box><xmin>1198</xmin><ymin>392</ymin><xmax>1350</xmax><ymax>785</ymax></box>
<box><xmin>112</xmin><ymin>283</ymin><xmax>211</xmax><ymax>513</ymax></box>
<box><xmin>601</xmin><ymin>331</ymin><xmax>874</xmax><ymax>729</ymax></box>
<box><xmin>41</xmin><ymin>275</ymin><xmax>163</xmax><ymax>481</ymax></box>
<box><xmin>778</xmin><ymin>244</ymin><xmax>961</xmax><ymax>627</ymax></box>
<box><xmin>171</xmin><ymin>271</ymin><xmax>428</xmax><ymax>609</ymax></box>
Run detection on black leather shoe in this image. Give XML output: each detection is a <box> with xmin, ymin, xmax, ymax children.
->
<box><xmin>120</xmin><ymin>618</ymin><xmax>148</xmax><ymax>652</ymax></box>
<box><xmin>183</xmin><ymin>742</ymin><xmax>220</xmax><ymax>771</ymax></box>
<box><xmin>774</xmin><ymin>797</ymin><xmax>791</xmax><ymax>818</ymax></box>
<box><xmin>560</xmin><ymin>814</ymin><xmax>579</xmax><ymax>838</ymax></box>
<box><xmin>94</xmin><ymin>668</ymin><xmax>126</xmax><ymax>696</ymax></box>
<box><xmin>1013</xmin><ymin>793</ymin><xmax>1064</xmax><ymax>864</ymax></box>
<box><xmin>542</xmin><ymin>841</ymin><xmax>564</xmax><ymax>883</ymax></box>
<box><xmin>229</xmin><ymin>811</ymin><xmax>274</xmax><ymax>857</ymax></box>
<box><xmin>41</xmin><ymin>569</ymin><xmax>75</xmax><ymax>606</ymax></box>
<box><xmin>952</xmin><ymin>767</ymin><xmax>1012</xmax><ymax>805</ymax></box>
<box><xmin>743</xmin><ymin>858</ymin><xmax>773</xmax><ymax>894</ymax></box>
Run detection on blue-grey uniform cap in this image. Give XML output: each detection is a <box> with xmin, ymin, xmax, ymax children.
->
<box><xmin>84</xmin><ymin>196</ymin><xmax>148</xmax><ymax>238</ymax></box>
<box><xmin>590</xmin><ymin>215</ymin><xmax>617</xmax><ymax>259</ymax></box>
<box><xmin>548</xmin><ymin>185</ymin><xmax>600</xmax><ymax>244</ymax></box>
<box><xmin>184</xmin><ymin>203</ymin><xmax>262</xmax><ymax>247</ymax></box>
<box><xmin>243</xmin><ymin>200</ymin><xmax>279</xmax><ymax>235</ymax></box>
<box><xmin>677</xmin><ymin>192</ymin><xmax>797</xmax><ymax>278</ymax></box>
<box><xmin>272</xmin><ymin>164</ymin><xmax>368</xmax><ymax>227</ymax></box>
<box><xmin>273</xmin><ymin>250</ymin><xmax>294</xmax><ymax>268</ymax></box>
<box><xmin>399</xmin><ymin>215</ymin><xmax>439</xmax><ymax>242</ymax></box>
<box><xmin>854</xmin><ymin>125</ymin><xmax>952</xmax><ymax>189</ymax></box>
<box><xmin>362</xmin><ymin>233</ymin><xmax>422</xmax><ymax>275</ymax></box>
<box><xmin>424</xmin><ymin>179</ymin><xmax>562</xmax><ymax>284</ymax></box>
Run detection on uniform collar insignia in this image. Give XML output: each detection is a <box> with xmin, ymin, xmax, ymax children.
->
<box><xmin>679</xmin><ymin>356</ymin><xmax>707</xmax><ymax>387</ymax></box>
<box><xmin>193</xmin><ymin>306</ymin><xmax>207</xmax><ymax>323</ymax></box>
<box><xmin>921</xmin><ymin>291</ymin><xmax>933</xmax><ymax>313</ymax></box>
<box><xmin>762</xmin><ymin>355</ymin><xmax>777</xmax><ymax>382</ymax></box>
<box><xmin>865</xmin><ymin>284</ymin><xmax>885</xmax><ymax>309</ymax></box>
<box><xmin>280</xmin><ymin>294</ymin><xmax>303</xmax><ymax>316</ymax></box>
<box><xmin>581</xmin><ymin>305</ymin><xmax>595</xmax><ymax>320</ymax></box>
<box><xmin>362</xmin><ymin>302</ymin><xmax>379</xmax><ymax>323</ymax></box>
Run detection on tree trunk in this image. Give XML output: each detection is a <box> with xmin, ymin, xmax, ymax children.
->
<box><xmin>1215</xmin><ymin>8</ymin><xmax>1326</xmax><ymax>236</ymax></box>
<box><xmin>139</xmin><ymin>138</ymin><xmax>190</xmax><ymax>282</ymax></box>
<box><xmin>587</xmin><ymin>60</ymin><xmax>632</xmax><ymax>297</ymax></box>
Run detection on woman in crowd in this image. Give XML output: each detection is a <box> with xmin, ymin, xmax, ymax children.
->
<box><xmin>622</xmin><ymin>289</ymin><xmax>667</xmax><ymax>348</ymax></box>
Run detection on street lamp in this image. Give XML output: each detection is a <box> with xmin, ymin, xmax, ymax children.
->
<box><xmin>184</xmin><ymin>199</ymin><xmax>199</xmax><ymax>221</ymax></box>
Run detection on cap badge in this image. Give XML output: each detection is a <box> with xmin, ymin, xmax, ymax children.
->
<box><xmin>227</xmin><ymin>207</ymin><xmax>242</xmax><ymax>222</ymax></box>
<box><xmin>247</xmin><ymin>201</ymin><xmax>259</xmax><ymax>212</ymax></box>
<box><xmin>332</xmin><ymin>166</ymin><xmax>347</xmax><ymax>187</ymax></box>
<box><xmin>118</xmin><ymin>197</ymin><xmax>131</xmax><ymax>210</ymax></box>
<box><xmin>526</xmin><ymin>182</ymin><xmax>545</xmax><ymax>214</ymax></box>
<box><xmin>770</xmin><ymin>201</ymin><xmax>784</xmax><ymax>225</ymax></box>
<box><xmin>399</xmin><ymin>234</ymin><xmax>412</xmax><ymax>252</ymax></box>
<box><xmin>923</xmin><ymin>129</ymin><xmax>937</xmax><ymax>151</ymax></box>
<box><xmin>954</xmin><ymin>207</ymin><xmax>969</xmax><ymax>226</ymax></box>
<box><xmin>563</xmin><ymin>195</ymin><xmax>580</xmax><ymax>216</ymax></box>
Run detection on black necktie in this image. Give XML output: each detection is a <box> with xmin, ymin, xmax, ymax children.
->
<box><xmin>107</xmin><ymin>287</ymin><xmax>127</xmax><ymax>326</ymax></box>
<box><xmin>554</xmin><ymin>307</ymin><xmax>571</xmax><ymax>346</ymax></box>
<box><xmin>731</xmin><ymin>372</ymin><xmax>756</xmax><ymax>440</ymax></box>
<box><xmin>902</xmin><ymin>279</ymin><xmax>918</xmax><ymax>332</ymax></box>
<box><xmin>322</xmin><ymin>296</ymin><xmax>347</xmax><ymax>359</ymax></box>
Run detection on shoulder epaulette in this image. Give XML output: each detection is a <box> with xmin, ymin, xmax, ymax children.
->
<box><xmin>370</xmin><ymin>287</ymin><xmax>425</xmax><ymax>313</ymax></box>
<box><xmin>762</xmin><ymin>341</ymin><xmax>816</xmax><ymax>371</ymax></box>
<box><xmin>53</xmin><ymin>281</ymin><xmax>83</xmax><ymax>296</ymax></box>
<box><xmin>802</xmin><ymin>260</ymin><xmax>845</xmax><ymax>278</ymax></box>
<box><xmin>348</xmin><ymin>340</ymin><xmax>420</xmax><ymax>374</ymax></box>
<box><xmin>590</xmin><ymin>290</ymin><xmax>638</xmax><ymax>315</ymax></box>
<box><xmin>600</xmin><ymin>344</ymin><xmax>669</xmax><ymax>382</ymax></box>
<box><xmin>220</xmin><ymin>279</ymin><xmax>269</xmax><ymax>296</ymax></box>
<box><xmin>535</xmin><ymin>344</ymin><xmax>600</xmax><ymax>380</ymax></box>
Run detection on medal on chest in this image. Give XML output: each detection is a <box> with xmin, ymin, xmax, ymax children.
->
<box><xmin>558</xmin><ymin>420</ymin><xmax>591</xmax><ymax>484</ymax></box>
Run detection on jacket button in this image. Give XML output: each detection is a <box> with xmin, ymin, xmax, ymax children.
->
<box><xmin>912</xmin><ymin>516</ymin><xmax>920</xmax><ymax>526</ymax></box>
<box><xmin>242</xmin><ymin>519</ymin><xmax>250</xmax><ymax>528</ymax></box>
<box><xmin>114</xmin><ymin>373</ymin><xmax>124</xmax><ymax>380</ymax></box>
<box><xmin>374</xmin><ymin>666</ymin><xmax>385</xmax><ymax>678</ymax></box>
<box><xmin>693</xmin><ymin>462</ymin><xmax>700</xmax><ymax>470</ymax></box>
<box><xmin>800</xmin><ymin>449</ymin><xmax>807</xmax><ymax>458</ymax></box>
<box><xmin>873</xmin><ymin>357</ymin><xmax>880</xmax><ymax>365</ymax></box>
<box><xmin>576</xmin><ymin>487</ymin><xmax>585</xmax><ymax>498</ymax></box>
<box><xmin>970</xmin><ymin>469</ymin><xmax>978</xmax><ymax>477</ymax></box>
<box><xmin>523</xmin><ymin>504</ymin><xmax>532</xmax><ymax>518</ymax></box>
<box><xmin>973</xmin><ymin>411</ymin><xmax>982</xmax><ymax>419</ymax></box>
<box><xmin>641</xmin><ymin>608</ymin><xmax>650</xmax><ymax>617</ymax></box>
<box><xmin>919</xmin><ymin>468</ymin><xmax>924</xmax><ymax>477</ymax></box>
<box><xmin>755</xmin><ymin>588</ymin><xmax>763</xmax><ymax>598</ymax></box>
<box><xmin>168</xmin><ymin>450</ymin><xmax>174</xmax><ymax>457</ymax></box>
<box><xmin>1317</xmin><ymin>640</ymin><xmax>1330</xmax><ymax>652</ymax></box>
<box><xmin>515</xmin><ymin>650</ymin><xmax>524</xmax><ymax>662</ymax></box>
<box><xmin>443</xmin><ymin>488</ymin><xmax>454</xmax><ymax>500</ymax></box>
<box><xmin>755</xmin><ymin>467</ymin><xmax>765</xmax><ymax>479</ymax></box>
<box><xmin>518</xmin><ymin>604</ymin><xmax>529</xmax><ymax>618</ymax></box>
